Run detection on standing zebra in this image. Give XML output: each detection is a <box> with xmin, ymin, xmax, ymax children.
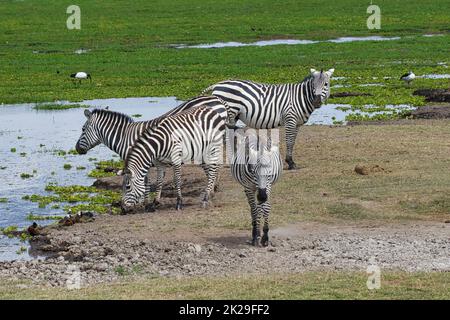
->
<box><xmin>122</xmin><ymin>105</ymin><xmax>227</xmax><ymax>212</ymax></box>
<box><xmin>75</xmin><ymin>95</ymin><xmax>229</xmax><ymax>211</ymax></box>
<box><xmin>230</xmin><ymin>131</ymin><xmax>282</xmax><ymax>246</ymax></box>
<box><xmin>204</xmin><ymin>68</ymin><xmax>334</xmax><ymax>169</ymax></box>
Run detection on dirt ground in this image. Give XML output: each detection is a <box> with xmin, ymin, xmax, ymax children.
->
<box><xmin>1</xmin><ymin>119</ymin><xmax>449</xmax><ymax>287</ymax></box>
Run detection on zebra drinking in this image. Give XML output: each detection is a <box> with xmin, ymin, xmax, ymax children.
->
<box><xmin>204</xmin><ymin>68</ymin><xmax>334</xmax><ymax>169</ymax></box>
<box><xmin>230</xmin><ymin>130</ymin><xmax>282</xmax><ymax>246</ymax></box>
<box><xmin>75</xmin><ymin>96</ymin><xmax>229</xmax><ymax>211</ymax></box>
<box><xmin>122</xmin><ymin>105</ymin><xmax>227</xmax><ymax>212</ymax></box>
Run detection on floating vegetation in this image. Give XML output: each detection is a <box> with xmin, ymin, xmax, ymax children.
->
<box><xmin>63</xmin><ymin>163</ymin><xmax>72</xmax><ymax>170</ymax></box>
<box><xmin>0</xmin><ymin>198</ymin><xmax>8</xmax><ymax>203</ymax></box>
<box><xmin>76</xmin><ymin>166</ymin><xmax>86</xmax><ymax>170</ymax></box>
<box><xmin>68</xmin><ymin>149</ymin><xmax>78</xmax><ymax>155</ymax></box>
<box><xmin>33</xmin><ymin>103</ymin><xmax>90</xmax><ymax>110</ymax></box>
<box><xmin>88</xmin><ymin>159</ymin><xmax>123</xmax><ymax>178</ymax></box>
<box><xmin>17</xmin><ymin>136</ymin><xmax>23</xmax><ymax>140</ymax></box>
<box><xmin>0</xmin><ymin>166</ymin><xmax>6</xmax><ymax>170</ymax></box>
<box><xmin>10</xmin><ymin>148</ymin><xmax>16</xmax><ymax>153</ymax></box>
<box><xmin>26</xmin><ymin>213</ymin><xmax>64</xmax><ymax>221</ymax></box>
<box><xmin>88</xmin><ymin>157</ymin><xmax>97</xmax><ymax>162</ymax></box>
<box><xmin>346</xmin><ymin>109</ymin><xmax>413</xmax><ymax>122</ymax></box>
<box><xmin>16</xmin><ymin>246</ymin><xmax>27</xmax><ymax>255</ymax></box>
<box><xmin>0</xmin><ymin>225</ymin><xmax>18</xmax><ymax>238</ymax></box>
<box><xmin>132</xmin><ymin>114</ymin><xmax>143</xmax><ymax>118</ymax></box>
<box><xmin>20</xmin><ymin>173</ymin><xmax>33</xmax><ymax>179</ymax></box>
<box><xmin>20</xmin><ymin>152</ymin><xmax>27</xmax><ymax>157</ymax></box>
<box><xmin>54</xmin><ymin>149</ymin><xmax>67</xmax><ymax>156</ymax></box>
<box><xmin>23</xmin><ymin>184</ymin><xmax>121</xmax><ymax>214</ymax></box>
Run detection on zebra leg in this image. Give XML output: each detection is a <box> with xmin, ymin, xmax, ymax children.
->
<box><xmin>260</xmin><ymin>186</ymin><xmax>272</xmax><ymax>247</ymax></box>
<box><xmin>202</xmin><ymin>164</ymin><xmax>219</xmax><ymax>208</ymax></box>
<box><xmin>144</xmin><ymin>167</ymin><xmax>165</xmax><ymax>212</ymax></box>
<box><xmin>244</xmin><ymin>188</ymin><xmax>260</xmax><ymax>246</ymax></box>
<box><xmin>173</xmin><ymin>163</ymin><xmax>183</xmax><ymax>211</ymax></box>
<box><xmin>143</xmin><ymin>174</ymin><xmax>155</xmax><ymax>213</ymax></box>
<box><xmin>285</xmin><ymin>121</ymin><xmax>300</xmax><ymax>170</ymax></box>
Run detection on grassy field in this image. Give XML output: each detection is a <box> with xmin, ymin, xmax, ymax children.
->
<box><xmin>1</xmin><ymin>1</ymin><xmax>449</xmax><ymax>300</ymax></box>
<box><xmin>0</xmin><ymin>0</ymin><xmax>448</xmax><ymax>105</ymax></box>
<box><xmin>1</xmin><ymin>271</ymin><xmax>448</xmax><ymax>299</ymax></box>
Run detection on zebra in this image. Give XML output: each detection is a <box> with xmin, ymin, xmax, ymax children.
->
<box><xmin>230</xmin><ymin>130</ymin><xmax>282</xmax><ymax>246</ymax></box>
<box><xmin>203</xmin><ymin>68</ymin><xmax>334</xmax><ymax>170</ymax></box>
<box><xmin>75</xmin><ymin>95</ymin><xmax>229</xmax><ymax>211</ymax></box>
<box><xmin>122</xmin><ymin>105</ymin><xmax>227</xmax><ymax>212</ymax></box>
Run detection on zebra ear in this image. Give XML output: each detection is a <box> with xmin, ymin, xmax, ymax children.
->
<box><xmin>310</xmin><ymin>68</ymin><xmax>317</xmax><ymax>74</ymax></box>
<box><xmin>327</xmin><ymin>68</ymin><xmax>335</xmax><ymax>75</ymax></box>
<box><xmin>84</xmin><ymin>109</ymin><xmax>92</xmax><ymax>118</ymax></box>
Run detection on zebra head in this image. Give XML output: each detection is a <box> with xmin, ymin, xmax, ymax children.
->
<box><xmin>75</xmin><ymin>109</ymin><xmax>102</xmax><ymax>154</ymax></box>
<box><xmin>252</xmin><ymin>138</ymin><xmax>280</xmax><ymax>204</ymax></box>
<box><xmin>121</xmin><ymin>167</ymin><xmax>147</xmax><ymax>211</ymax></box>
<box><xmin>309</xmin><ymin>68</ymin><xmax>335</xmax><ymax>106</ymax></box>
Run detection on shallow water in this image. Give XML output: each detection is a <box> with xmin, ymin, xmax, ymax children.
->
<box><xmin>176</xmin><ymin>36</ymin><xmax>401</xmax><ymax>49</ymax></box>
<box><xmin>419</xmin><ymin>74</ymin><xmax>450</xmax><ymax>79</ymax></box>
<box><xmin>0</xmin><ymin>97</ymin><xmax>182</xmax><ymax>261</ymax></box>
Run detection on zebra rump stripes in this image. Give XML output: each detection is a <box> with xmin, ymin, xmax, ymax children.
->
<box><xmin>205</xmin><ymin>68</ymin><xmax>334</xmax><ymax>169</ymax></box>
<box><xmin>122</xmin><ymin>105</ymin><xmax>227</xmax><ymax>211</ymax></box>
<box><xmin>230</xmin><ymin>131</ymin><xmax>282</xmax><ymax>246</ymax></box>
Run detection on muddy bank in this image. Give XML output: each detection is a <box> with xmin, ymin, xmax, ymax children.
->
<box><xmin>413</xmin><ymin>88</ymin><xmax>450</xmax><ymax>103</ymax></box>
<box><xmin>0</xmin><ymin>218</ymin><xmax>448</xmax><ymax>287</ymax></box>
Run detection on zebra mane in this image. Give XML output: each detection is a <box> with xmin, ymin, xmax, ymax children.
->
<box><xmin>302</xmin><ymin>74</ymin><xmax>313</xmax><ymax>82</ymax></box>
<box><xmin>91</xmin><ymin>108</ymin><xmax>135</xmax><ymax>123</ymax></box>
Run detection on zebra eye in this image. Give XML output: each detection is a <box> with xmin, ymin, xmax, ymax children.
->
<box><xmin>324</xmin><ymin>82</ymin><xmax>328</xmax><ymax>87</ymax></box>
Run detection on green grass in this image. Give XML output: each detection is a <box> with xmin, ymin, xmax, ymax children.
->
<box><xmin>0</xmin><ymin>0</ymin><xmax>448</xmax><ymax>105</ymax></box>
<box><xmin>33</xmin><ymin>103</ymin><xmax>89</xmax><ymax>110</ymax></box>
<box><xmin>0</xmin><ymin>272</ymin><xmax>448</xmax><ymax>299</ymax></box>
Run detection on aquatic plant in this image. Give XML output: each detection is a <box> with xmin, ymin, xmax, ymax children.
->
<box><xmin>33</xmin><ymin>103</ymin><xmax>89</xmax><ymax>110</ymax></box>
<box><xmin>23</xmin><ymin>184</ymin><xmax>121</xmax><ymax>214</ymax></box>
<box><xmin>20</xmin><ymin>173</ymin><xmax>33</xmax><ymax>179</ymax></box>
<box><xmin>0</xmin><ymin>198</ymin><xmax>7</xmax><ymax>203</ymax></box>
<box><xmin>63</xmin><ymin>163</ymin><xmax>72</xmax><ymax>170</ymax></box>
<box><xmin>88</xmin><ymin>159</ymin><xmax>124</xmax><ymax>178</ymax></box>
<box><xmin>26</xmin><ymin>213</ymin><xmax>64</xmax><ymax>221</ymax></box>
<box><xmin>10</xmin><ymin>148</ymin><xmax>16</xmax><ymax>153</ymax></box>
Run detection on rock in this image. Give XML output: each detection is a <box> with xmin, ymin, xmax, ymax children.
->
<box><xmin>411</xmin><ymin>105</ymin><xmax>450</xmax><ymax>119</ymax></box>
<box><xmin>355</xmin><ymin>164</ymin><xmax>385</xmax><ymax>175</ymax></box>
<box><xmin>413</xmin><ymin>89</ymin><xmax>450</xmax><ymax>103</ymax></box>
<box><xmin>92</xmin><ymin>175</ymin><xmax>123</xmax><ymax>191</ymax></box>
<box><xmin>355</xmin><ymin>165</ymin><xmax>369</xmax><ymax>175</ymax></box>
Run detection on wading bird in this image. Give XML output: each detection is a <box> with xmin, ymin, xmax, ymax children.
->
<box><xmin>400</xmin><ymin>71</ymin><xmax>415</xmax><ymax>85</ymax></box>
<box><xmin>70</xmin><ymin>72</ymin><xmax>92</xmax><ymax>84</ymax></box>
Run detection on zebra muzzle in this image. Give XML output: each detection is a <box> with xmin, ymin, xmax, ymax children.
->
<box><xmin>75</xmin><ymin>142</ymin><xmax>87</xmax><ymax>155</ymax></box>
<box><xmin>257</xmin><ymin>188</ymin><xmax>268</xmax><ymax>204</ymax></box>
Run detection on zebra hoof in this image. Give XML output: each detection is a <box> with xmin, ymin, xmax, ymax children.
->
<box><xmin>287</xmin><ymin>163</ymin><xmax>297</xmax><ymax>170</ymax></box>
<box><xmin>201</xmin><ymin>201</ymin><xmax>209</xmax><ymax>209</ymax></box>
<box><xmin>152</xmin><ymin>200</ymin><xmax>161</xmax><ymax>208</ymax></box>
<box><xmin>261</xmin><ymin>236</ymin><xmax>269</xmax><ymax>247</ymax></box>
<box><xmin>144</xmin><ymin>203</ymin><xmax>156</xmax><ymax>213</ymax></box>
<box><xmin>175</xmin><ymin>200</ymin><xmax>183</xmax><ymax>211</ymax></box>
<box><xmin>251</xmin><ymin>238</ymin><xmax>262</xmax><ymax>247</ymax></box>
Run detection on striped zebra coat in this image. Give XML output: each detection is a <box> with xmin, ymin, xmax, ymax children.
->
<box><xmin>75</xmin><ymin>96</ymin><xmax>229</xmax><ymax>211</ymax></box>
<box><xmin>204</xmin><ymin>68</ymin><xmax>334</xmax><ymax>169</ymax></box>
<box><xmin>230</xmin><ymin>132</ymin><xmax>282</xmax><ymax>246</ymax></box>
<box><xmin>122</xmin><ymin>105</ymin><xmax>227</xmax><ymax>212</ymax></box>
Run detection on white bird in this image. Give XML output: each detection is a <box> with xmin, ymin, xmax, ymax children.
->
<box><xmin>70</xmin><ymin>72</ymin><xmax>91</xmax><ymax>84</ymax></box>
<box><xmin>400</xmin><ymin>71</ymin><xmax>415</xmax><ymax>85</ymax></box>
